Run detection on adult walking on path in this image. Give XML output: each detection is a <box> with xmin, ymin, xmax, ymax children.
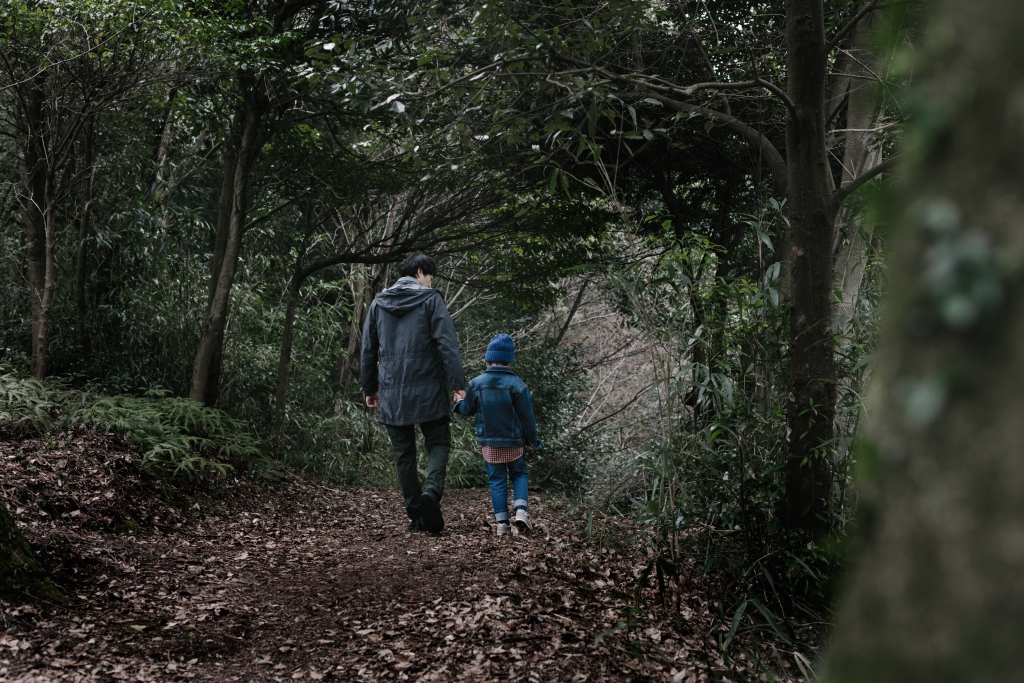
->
<box><xmin>360</xmin><ymin>254</ymin><xmax>466</xmax><ymax>534</ymax></box>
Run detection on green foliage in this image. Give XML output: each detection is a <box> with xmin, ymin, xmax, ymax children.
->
<box><xmin>615</xmin><ymin>227</ymin><xmax>878</xmax><ymax>645</ymax></box>
<box><xmin>0</xmin><ymin>374</ymin><xmax>58</xmax><ymax>430</ymax></box>
<box><xmin>0</xmin><ymin>370</ymin><xmax>268</xmax><ymax>482</ymax></box>
<box><xmin>69</xmin><ymin>393</ymin><xmax>268</xmax><ymax>480</ymax></box>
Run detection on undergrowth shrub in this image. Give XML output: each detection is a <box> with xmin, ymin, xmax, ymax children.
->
<box><xmin>0</xmin><ymin>370</ymin><xmax>269</xmax><ymax>481</ymax></box>
<box><xmin>610</xmin><ymin>234</ymin><xmax>878</xmax><ymax>656</ymax></box>
<box><xmin>70</xmin><ymin>392</ymin><xmax>271</xmax><ymax>480</ymax></box>
<box><xmin>0</xmin><ymin>373</ymin><xmax>58</xmax><ymax>429</ymax></box>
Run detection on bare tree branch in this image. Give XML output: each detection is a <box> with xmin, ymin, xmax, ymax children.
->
<box><xmin>552</xmin><ymin>279</ymin><xmax>589</xmax><ymax>349</ymax></box>
<box><xmin>825</xmin><ymin>0</ymin><xmax>923</xmax><ymax>53</ymax></box>
<box><xmin>826</xmin><ymin>0</ymin><xmax>882</xmax><ymax>54</ymax></box>
<box><xmin>641</xmin><ymin>92</ymin><xmax>789</xmax><ymax>198</ymax></box>
<box><xmin>831</xmin><ymin>154</ymin><xmax>901</xmax><ymax>209</ymax></box>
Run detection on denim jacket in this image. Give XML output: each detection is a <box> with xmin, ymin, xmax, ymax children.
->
<box><xmin>454</xmin><ymin>366</ymin><xmax>543</xmax><ymax>449</ymax></box>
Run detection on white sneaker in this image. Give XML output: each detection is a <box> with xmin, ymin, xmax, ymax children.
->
<box><xmin>496</xmin><ymin>522</ymin><xmax>511</xmax><ymax>536</ymax></box>
<box><xmin>514</xmin><ymin>509</ymin><xmax>533</xmax><ymax>533</ymax></box>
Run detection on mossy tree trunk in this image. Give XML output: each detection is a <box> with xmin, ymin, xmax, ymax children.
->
<box><xmin>0</xmin><ymin>506</ymin><xmax>64</xmax><ymax>603</ymax></box>
<box><xmin>824</xmin><ymin>0</ymin><xmax>1024</xmax><ymax>679</ymax></box>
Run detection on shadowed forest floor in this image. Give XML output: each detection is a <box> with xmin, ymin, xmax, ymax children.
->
<box><xmin>0</xmin><ymin>429</ymin><xmax>786</xmax><ymax>682</ymax></box>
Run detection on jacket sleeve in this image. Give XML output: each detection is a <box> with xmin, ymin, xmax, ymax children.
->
<box><xmin>428</xmin><ymin>293</ymin><xmax>466</xmax><ymax>390</ymax></box>
<box><xmin>513</xmin><ymin>385</ymin><xmax>543</xmax><ymax>449</ymax></box>
<box><xmin>453</xmin><ymin>382</ymin><xmax>478</xmax><ymax>416</ymax></box>
<box><xmin>359</xmin><ymin>302</ymin><xmax>379</xmax><ymax>396</ymax></box>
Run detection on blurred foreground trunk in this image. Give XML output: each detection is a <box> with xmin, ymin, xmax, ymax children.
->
<box><xmin>824</xmin><ymin>1</ymin><xmax>1024</xmax><ymax>679</ymax></box>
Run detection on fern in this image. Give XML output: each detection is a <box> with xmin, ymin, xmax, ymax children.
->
<box><xmin>0</xmin><ymin>369</ymin><xmax>270</xmax><ymax>481</ymax></box>
<box><xmin>69</xmin><ymin>395</ymin><xmax>268</xmax><ymax>480</ymax></box>
<box><xmin>0</xmin><ymin>373</ymin><xmax>59</xmax><ymax>429</ymax></box>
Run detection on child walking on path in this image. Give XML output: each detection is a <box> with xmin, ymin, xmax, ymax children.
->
<box><xmin>454</xmin><ymin>334</ymin><xmax>542</xmax><ymax>535</ymax></box>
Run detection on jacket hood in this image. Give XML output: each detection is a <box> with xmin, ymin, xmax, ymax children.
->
<box><xmin>374</xmin><ymin>279</ymin><xmax>438</xmax><ymax>316</ymax></box>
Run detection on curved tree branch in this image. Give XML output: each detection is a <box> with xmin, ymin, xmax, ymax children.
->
<box><xmin>641</xmin><ymin>92</ymin><xmax>789</xmax><ymax>198</ymax></box>
<box><xmin>830</xmin><ymin>154</ymin><xmax>901</xmax><ymax>209</ymax></box>
<box><xmin>825</xmin><ymin>0</ymin><xmax>925</xmax><ymax>54</ymax></box>
<box><xmin>826</xmin><ymin>1</ymin><xmax>881</xmax><ymax>54</ymax></box>
<box><xmin>552</xmin><ymin>279</ymin><xmax>589</xmax><ymax>349</ymax></box>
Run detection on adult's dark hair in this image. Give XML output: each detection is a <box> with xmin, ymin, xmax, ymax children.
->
<box><xmin>398</xmin><ymin>253</ymin><xmax>437</xmax><ymax>278</ymax></box>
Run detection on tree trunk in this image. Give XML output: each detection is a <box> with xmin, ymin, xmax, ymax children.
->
<box><xmin>194</xmin><ymin>108</ymin><xmax>245</xmax><ymax>407</ymax></box>
<box><xmin>783</xmin><ymin>0</ymin><xmax>835</xmax><ymax>538</ymax></box>
<box><xmin>832</xmin><ymin>14</ymin><xmax>884</xmax><ymax>333</ymax></box>
<box><xmin>19</xmin><ymin>77</ymin><xmax>50</xmax><ymax>378</ymax></box>
<box><xmin>823</xmin><ymin>1</ymin><xmax>1024</xmax><ymax>679</ymax></box>
<box><xmin>273</xmin><ymin>234</ymin><xmax>310</xmax><ymax>441</ymax></box>
<box><xmin>338</xmin><ymin>265</ymin><xmax>367</xmax><ymax>395</ymax></box>
<box><xmin>23</xmin><ymin>163</ymin><xmax>55</xmax><ymax>380</ymax></box>
<box><xmin>189</xmin><ymin>97</ymin><xmax>262</xmax><ymax>405</ymax></box>
<box><xmin>76</xmin><ymin>117</ymin><xmax>97</xmax><ymax>357</ymax></box>
<box><xmin>149</xmin><ymin>87</ymin><xmax>178</xmax><ymax>199</ymax></box>
<box><xmin>273</xmin><ymin>275</ymin><xmax>303</xmax><ymax>443</ymax></box>
<box><xmin>0</xmin><ymin>505</ymin><xmax>64</xmax><ymax>603</ymax></box>
<box><xmin>209</xmin><ymin>107</ymin><xmax>243</xmax><ymax>307</ymax></box>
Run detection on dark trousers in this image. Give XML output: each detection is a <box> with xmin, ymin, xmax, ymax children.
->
<box><xmin>385</xmin><ymin>415</ymin><xmax>451</xmax><ymax>520</ymax></box>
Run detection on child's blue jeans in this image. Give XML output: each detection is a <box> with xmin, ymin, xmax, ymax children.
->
<box><xmin>485</xmin><ymin>456</ymin><xmax>528</xmax><ymax>522</ymax></box>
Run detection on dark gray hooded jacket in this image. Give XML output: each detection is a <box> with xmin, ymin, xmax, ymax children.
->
<box><xmin>360</xmin><ymin>277</ymin><xmax>465</xmax><ymax>426</ymax></box>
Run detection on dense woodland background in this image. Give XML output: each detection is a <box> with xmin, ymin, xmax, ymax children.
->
<box><xmin>0</xmin><ymin>0</ymin><xmax>920</xmax><ymax>666</ymax></box>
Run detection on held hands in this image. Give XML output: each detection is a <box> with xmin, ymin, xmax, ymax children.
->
<box><xmin>368</xmin><ymin>392</ymin><xmax>463</xmax><ymax>410</ymax></box>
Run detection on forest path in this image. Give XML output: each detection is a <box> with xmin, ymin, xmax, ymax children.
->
<box><xmin>1</xmin><ymin>432</ymin><xmax>724</xmax><ymax>683</ymax></box>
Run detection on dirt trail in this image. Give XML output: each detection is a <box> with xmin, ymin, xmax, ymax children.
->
<box><xmin>0</xmin><ymin>431</ymin><xmax>746</xmax><ymax>682</ymax></box>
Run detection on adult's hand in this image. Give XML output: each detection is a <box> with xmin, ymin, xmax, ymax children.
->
<box><xmin>453</xmin><ymin>389</ymin><xmax>466</xmax><ymax>402</ymax></box>
<box><xmin>365</xmin><ymin>394</ymin><xmax>380</xmax><ymax>409</ymax></box>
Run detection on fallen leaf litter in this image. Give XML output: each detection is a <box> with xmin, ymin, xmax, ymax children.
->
<box><xmin>0</xmin><ymin>427</ymin><xmax>797</xmax><ymax>681</ymax></box>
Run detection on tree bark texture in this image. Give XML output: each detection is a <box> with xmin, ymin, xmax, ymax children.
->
<box><xmin>338</xmin><ymin>265</ymin><xmax>368</xmax><ymax>395</ymax></box>
<box><xmin>273</xmin><ymin>275</ymin><xmax>303</xmax><ymax>442</ymax></box>
<box><xmin>76</xmin><ymin>117</ymin><xmax>97</xmax><ymax>357</ymax></box>
<box><xmin>832</xmin><ymin>14</ymin><xmax>884</xmax><ymax>333</ymax></box>
<box><xmin>273</xmin><ymin>235</ymin><xmax>310</xmax><ymax>440</ymax></box>
<box><xmin>149</xmin><ymin>87</ymin><xmax>178</xmax><ymax>199</ymax></box>
<box><xmin>20</xmin><ymin>81</ymin><xmax>56</xmax><ymax>380</ymax></box>
<box><xmin>784</xmin><ymin>0</ymin><xmax>836</xmax><ymax>537</ymax></box>
<box><xmin>823</xmin><ymin>1</ymin><xmax>1024</xmax><ymax>679</ymax></box>
<box><xmin>189</xmin><ymin>94</ymin><xmax>263</xmax><ymax>405</ymax></box>
<box><xmin>208</xmin><ymin>107</ymin><xmax>243</xmax><ymax>308</ymax></box>
<box><xmin>194</xmin><ymin>108</ymin><xmax>245</xmax><ymax>407</ymax></box>
<box><xmin>0</xmin><ymin>505</ymin><xmax>64</xmax><ymax>603</ymax></box>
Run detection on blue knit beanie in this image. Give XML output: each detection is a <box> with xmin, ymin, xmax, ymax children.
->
<box><xmin>485</xmin><ymin>334</ymin><xmax>515</xmax><ymax>364</ymax></box>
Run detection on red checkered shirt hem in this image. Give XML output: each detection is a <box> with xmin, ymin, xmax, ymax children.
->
<box><xmin>481</xmin><ymin>446</ymin><xmax>524</xmax><ymax>464</ymax></box>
